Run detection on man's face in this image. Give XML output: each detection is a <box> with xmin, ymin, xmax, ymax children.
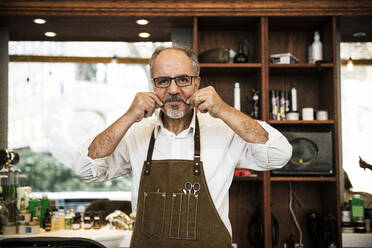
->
<box><xmin>152</xmin><ymin>49</ymin><xmax>200</xmax><ymax>119</ymax></box>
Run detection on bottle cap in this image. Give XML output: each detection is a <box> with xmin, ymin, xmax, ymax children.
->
<box><xmin>353</xmin><ymin>194</ymin><xmax>361</xmax><ymax>199</ymax></box>
<box><xmin>234</xmin><ymin>82</ymin><xmax>240</xmax><ymax>88</ymax></box>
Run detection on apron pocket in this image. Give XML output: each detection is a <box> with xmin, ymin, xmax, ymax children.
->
<box><xmin>169</xmin><ymin>193</ymin><xmax>198</xmax><ymax>240</ymax></box>
<box><xmin>142</xmin><ymin>191</ymin><xmax>166</xmax><ymax>238</ymax></box>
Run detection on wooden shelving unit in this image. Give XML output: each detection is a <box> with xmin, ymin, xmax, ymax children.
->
<box><xmin>201</xmin><ymin>63</ymin><xmax>262</xmax><ymax>68</ymax></box>
<box><xmin>193</xmin><ymin>16</ymin><xmax>340</xmax><ymax>248</ymax></box>
<box><xmin>268</xmin><ymin>120</ymin><xmax>335</xmax><ymax>125</ymax></box>
<box><xmin>270</xmin><ymin>176</ymin><xmax>337</xmax><ymax>182</ymax></box>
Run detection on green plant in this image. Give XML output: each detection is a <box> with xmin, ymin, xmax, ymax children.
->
<box><xmin>16</xmin><ymin>149</ymin><xmax>131</xmax><ymax>192</ymax></box>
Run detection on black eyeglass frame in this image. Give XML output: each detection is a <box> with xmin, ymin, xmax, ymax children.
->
<box><xmin>152</xmin><ymin>75</ymin><xmax>199</xmax><ymax>88</ymax></box>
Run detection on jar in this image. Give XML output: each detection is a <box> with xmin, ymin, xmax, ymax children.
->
<box><xmin>72</xmin><ymin>215</ymin><xmax>81</xmax><ymax>230</ymax></box>
<box><xmin>18</xmin><ymin>210</ymin><xmax>31</xmax><ymax>224</ymax></box>
<box><xmin>83</xmin><ymin>216</ymin><xmax>91</xmax><ymax>230</ymax></box>
<box><xmin>93</xmin><ymin>216</ymin><xmax>101</xmax><ymax>229</ymax></box>
<box><xmin>354</xmin><ymin>217</ymin><xmax>366</xmax><ymax>233</ymax></box>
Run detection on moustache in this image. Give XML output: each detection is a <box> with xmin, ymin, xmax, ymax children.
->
<box><xmin>163</xmin><ymin>95</ymin><xmax>189</xmax><ymax>105</ymax></box>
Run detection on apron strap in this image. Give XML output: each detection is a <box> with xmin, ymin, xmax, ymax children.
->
<box><xmin>193</xmin><ymin>115</ymin><xmax>201</xmax><ymax>176</ymax></box>
<box><xmin>144</xmin><ymin>113</ymin><xmax>201</xmax><ymax>176</ymax></box>
<box><xmin>144</xmin><ymin>130</ymin><xmax>155</xmax><ymax>175</ymax></box>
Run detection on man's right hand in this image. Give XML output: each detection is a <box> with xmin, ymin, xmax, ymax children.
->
<box><xmin>126</xmin><ymin>92</ymin><xmax>163</xmax><ymax>122</ymax></box>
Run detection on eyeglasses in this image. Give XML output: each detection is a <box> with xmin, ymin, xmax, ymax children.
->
<box><xmin>152</xmin><ymin>75</ymin><xmax>198</xmax><ymax>88</ymax></box>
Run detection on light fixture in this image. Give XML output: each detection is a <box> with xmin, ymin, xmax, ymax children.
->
<box><xmin>352</xmin><ymin>32</ymin><xmax>367</xmax><ymax>38</ymax></box>
<box><xmin>44</xmin><ymin>32</ymin><xmax>57</xmax><ymax>37</ymax></box>
<box><xmin>347</xmin><ymin>57</ymin><xmax>354</xmax><ymax>72</ymax></box>
<box><xmin>33</xmin><ymin>18</ymin><xmax>47</xmax><ymax>24</ymax></box>
<box><xmin>139</xmin><ymin>32</ymin><xmax>150</xmax><ymax>38</ymax></box>
<box><xmin>136</xmin><ymin>19</ymin><xmax>149</xmax><ymax>25</ymax></box>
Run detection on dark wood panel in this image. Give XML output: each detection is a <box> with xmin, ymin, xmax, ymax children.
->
<box><xmin>261</xmin><ymin>17</ymin><xmax>270</xmax><ymax>121</ymax></box>
<box><xmin>201</xmin><ymin>63</ymin><xmax>261</xmax><ymax>68</ymax></box>
<box><xmin>200</xmin><ymin>71</ymin><xmax>261</xmax><ymax>116</ymax></box>
<box><xmin>229</xmin><ymin>180</ymin><xmax>262</xmax><ymax>248</ymax></box>
<box><xmin>331</xmin><ymin>16</ymin><xmax>342</xmax><ymax>247</ymax></box>
<box><xmin>271</xmin><ymin>176</ymin><xmax>336</xmax><ymax>182</ymax></box>
<box><xmin>266</xmin><ymin>124</ymin><xmax>334</xmax><ymax>133</ymax></box>
<box><xmin>268</xmin><ymin>120</ymin><xmax>334</xmax><ymax>125</ymax></box>
<box><xmin>269</xmin><ymin>30</ymin><xmax>314</xmax><ymax>64</ymax></box>
<box><xmin>271</xmin><ymin>182</ymin><xmax>338</xmax><ymax>247</ymax></box>
<box><xmin>268</xmin><ymin>17</ymin><xmax>334</xmax><ymax>64</ymax></box>
<box><xmin>9</xmin><ymin>55</ymin><xmax>149</xmax><ymax>64</ymax></box>
<box><xmin>0</xmin><ymin>15</ymin><xmax>191</xmax><ymax>41</ymax></box>
<box><xmin>198</xmin><ymin>29</ymin><xmax>260</xmax><ymax>63</ymax></box>
<box><xmin>269</xmin><ymin>74</ymin><xmax>321</xmax><ymax>117</ymax></box>
<box><xmin>319</xmin><ymin>69</ymin><xmax>335</xmax><ymax>120</ymax></box>
<box><xmin>2</xmin><ymin>1</ymin><xmax>372</xmax><ymax>16</ymax></box>
<box><xmin>2</xmin><ymin>1</ymin><xmax>372</xmax><ymax>42</ymax></box>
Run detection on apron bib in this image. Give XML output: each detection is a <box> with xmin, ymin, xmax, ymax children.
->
<box><xmin>130</xmin><ymin>116</ymin><xmax>232</xmax><ymax>248</ymax></box>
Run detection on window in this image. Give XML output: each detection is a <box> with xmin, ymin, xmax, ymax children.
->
<box><xmin>340</xmin><ymin>42</ymin><xmax>372</xmax><ymax>195</ymax></box>
<box><xmin>8</xmin><ymin>41</ymin><xmax>171</xmax><ymax>195</ymax></box>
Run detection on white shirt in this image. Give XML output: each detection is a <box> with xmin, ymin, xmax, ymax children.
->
<box><xmin>73</xmin><ymin>112</ymin><xmax>292</xmax><ymax>236</ymax></box>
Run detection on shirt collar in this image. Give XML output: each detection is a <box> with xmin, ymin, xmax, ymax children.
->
<box><xmin>154</xmin><ymin>110</ymin><xmax>196</xmax><ymax>139</ymax></box>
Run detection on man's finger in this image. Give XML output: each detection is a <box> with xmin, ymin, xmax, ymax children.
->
<box><xmin>148</xmin><ymin>93</ymin><xmax>163</xmax><ymax>106</ymax></box>
<box><xmin>198</xmin><ymin>102</ymin><xmax>209</xmax><ymax>113</ymax></box>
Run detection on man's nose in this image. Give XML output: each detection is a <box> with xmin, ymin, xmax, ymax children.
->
<box><xmin>168</xmin><ymin>78</ymin><xmax>181</xmax><ymax>94</ymax></box>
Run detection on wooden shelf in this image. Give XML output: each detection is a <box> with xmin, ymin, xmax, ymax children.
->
<box><xmin>268</xmin><ymin>120</ymin><xmax>334</xmax><ymax>125</ymax></box>
<box><xmin>269</xmin><ymin>63</ymin><xmax>333</xmax><ymax>75</ymax></box>
<box><xmin>201</xmin><ymin>63</ymin><xmax>261</xmax><ymax>68</ymax></box>
<box><xmin>233</xmin><ymin>175</ymin><xmax>262</xmax><ymax>181</ymax></box>
<box><xmin>269</xmin><ymin>63</ymin><xmax>333</xmax><ymax>68</ymax></box>
<box><xmin>271</xmin><ymin>176</ymin><xmax>336</xmax><ymax>182</ymax></box>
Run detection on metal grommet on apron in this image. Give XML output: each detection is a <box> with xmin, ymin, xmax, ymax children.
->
<box><xmin>130</xmin><ymin>115</ymin><xmax>232</xmax><ymax>248</ymax></box>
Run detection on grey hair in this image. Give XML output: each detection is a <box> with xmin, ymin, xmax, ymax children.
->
<box><xmin>149</xmin><ymin>44</ymin><xmax>200</xmax><ymax>77</ymax></box>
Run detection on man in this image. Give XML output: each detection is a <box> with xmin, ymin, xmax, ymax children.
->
<box><xmin>73</xmin><ymin>45</ymin><xmax>292</xmax><ymax>247</ymax></box>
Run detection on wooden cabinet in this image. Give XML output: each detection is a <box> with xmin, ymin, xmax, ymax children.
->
<box><xmin>192</xmin><ymin>16</ymin><xmax>340</xmax><ymax>248</ymax></box>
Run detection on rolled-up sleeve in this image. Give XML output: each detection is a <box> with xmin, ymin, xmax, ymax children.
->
<box><xmin>72</xmin><ymin>137</ymin><xmax>132</xmax><ymax>183</ymax></box>
<box><xmin>236</xmin><ymin>121</ymin><xmax>292</xmax><ymax>170</ymax></box>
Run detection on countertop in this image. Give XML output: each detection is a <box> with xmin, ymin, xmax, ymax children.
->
<box><xmin>0</xmin><ymin>227</ymin><xmax>133</xmax><ymax>248</ymax></box>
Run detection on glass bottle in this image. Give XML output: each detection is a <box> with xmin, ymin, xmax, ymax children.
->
<box><xmin>65</xmin><ymin>210</ymin><xmax>72</xmax><ymax>230</ymax></box>
<box><xmin>40</xmin><ymin>194</ymin><xmax>49</xmax><ymax>228</ymax></box>
<box><xmin>58</xmin><ymin>206</ymin><xmax>65</xmax><ymax>230</ymax></box>
<box><xmin>43</xmin><ymin>208</ymin><xmax>52</xmax><ymax>232</ymax></box>
<box><xmin>233</xmin><ymin>39</ymin><xmax>249</xmax><ymax>63</ymax></box>
<box><xmin>251</xmin><ymin>89</ymin><xmax>260</xmax><ymax>119</ymax></box>
<box><xmin>350</xmin><ymin>194</ymin><xmax>364</xmax><ymax>221</ymax></box>
<box><xmin>51</xmin><ymin>207</ymin><xmax>59</xmax><ymax>231</ymax></box>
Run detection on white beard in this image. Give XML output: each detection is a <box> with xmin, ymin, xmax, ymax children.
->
<box><xmin>161</xmin><ymin>105</ymin><xmax>186</xmax><ymax>119</ymax></box>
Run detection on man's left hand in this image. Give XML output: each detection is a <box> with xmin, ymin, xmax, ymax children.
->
<box><xmin>187</xmin><ymin>86</ymin><xmax>230</xmax><ymax>118</ymax></box>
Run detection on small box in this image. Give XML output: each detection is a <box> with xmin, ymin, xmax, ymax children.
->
<box><xmin>270</xmin><ymin>53</ymin><xmax>299</xmax><ymax>64</ymax></box>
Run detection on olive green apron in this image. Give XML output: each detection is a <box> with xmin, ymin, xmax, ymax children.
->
<box><xmin>130</xmin><ymin>116</ymin><xmax>232</xmax><ymax>248</ymax></box>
